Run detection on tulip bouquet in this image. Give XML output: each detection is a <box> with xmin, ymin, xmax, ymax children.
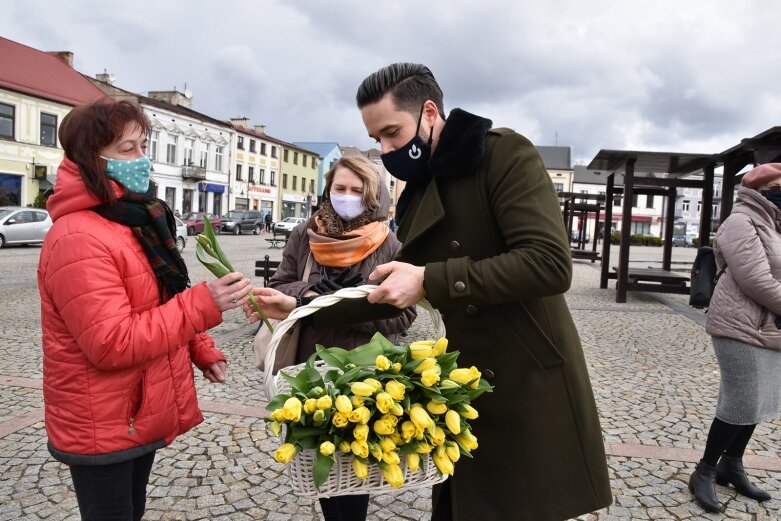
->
<box><xmin>264</xmin><ymin>332</ymin><xmax>492</xmax><ymax>493</ymax></box>
<box><xmin>194</xmin><ymin>217</ymin><xmax>274</xmax><ymax>332</ymax></box>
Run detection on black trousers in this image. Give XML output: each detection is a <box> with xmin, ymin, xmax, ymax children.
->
<box><xmin>69</xmin><ymin>451</ymin><xmax>156</xmax><ymax>521</ymax></box>
<box><xmin>319</xmin><ymin>494</ymin><xmax>370</xmax><ymax>521</ymax></box>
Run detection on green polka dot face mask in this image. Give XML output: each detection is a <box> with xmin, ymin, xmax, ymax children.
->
<box><xmin>100</xmin><ymin>155</ymin><xmax>152</xmax><ymax>193</ymax></box>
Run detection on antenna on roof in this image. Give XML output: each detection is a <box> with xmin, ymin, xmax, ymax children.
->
<box><xmin>183</xmin><ymin>81</ymin><xmax>192</xmax><ymax>99</ymax></box>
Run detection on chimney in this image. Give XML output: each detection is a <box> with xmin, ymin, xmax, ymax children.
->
<box><xmin>230</xmin><ymin>117</ymin><xmax>251</xmax><ymax>129</ymax></box>
<box><xmin>46</xmin><ymin>51</ymin><xmax>74</xmax><ymax>68</ymax></box>
<box><xmin>95</xmin><ymin>69</ymin><xmax>115</xmax><ymax>85</ymax></box>
<box><xmin>148</xmin><ymin>90</ymin><xmax>193</xmax><ymax>109</ymax></box>
<box><xmin>254</xmin><ymin>125</ymin><xmax>267</xmax><ymax>134</ymax></box>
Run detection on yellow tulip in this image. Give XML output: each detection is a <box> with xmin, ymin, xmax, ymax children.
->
<box><xmin>455</xmin><ymin>429</ymin><xmax>479</xmax><ymax>451</ymax></box>
<box><xmin>307</xmin><ymin>386</ymin><xmax>324</xmax><ymax>398</ymax></box>
<box><xmin>426</xmin><ymin>400</ymin><xmax>448</xmax><ymax>415</ymax></box>
<box><xmin>335</xmin><ymin>395</ymin><xmax>353</xmax><ymax>414</ymax></box>
<box><xmin>350</xmin><ymin>382</ymin><xmax>375</xmax><ymax>397</ymax></box>
<box><xmin>384</xmin><ymin>380</ymin><xmax>406</xmax><ymax>401</ymax></box>
<box><xmin>363</xmin><ymin>378</ymin><xmax>383</xmax><ymax>392</ymax></box>
<box><xmin>432</xmin><ymin>451</ymin><xmax>454</xmax><ymax>476</ymax></box>
<box><xmin>391</xmin><ymin>362</ymin><xmax>402</xmax><ymax>373</ymax></box>
<box><xmin>382</xmin><ymin>450</ymin><xmax>400</xmax><ymax>465</ymax></box>
<box><xmin>282</xmin><ymin>397</ymin><xmax>302</xmax><ymax>422</ymax></box>
<box><xmin>406</xmin><ymin>452</ymin><xmax>421</xmax><ymax>471</ymax></box>
<box><xmin>312</xmin><ymin>409</ymin><xmax>326</xmax><ymax>426</ymax></box>
<box><xmin>449</xmin><ymin>366</ymin><xmax>481</xmax><ymax>388</ymax></box>
<box><xmin>353</xmin><ymin>423</ymin><xmax>370</xmax><ymax>441</ymax></box>
<box><xmin>339</xmin><ymin>441</ymin><xmax>351</xmax><ymax>454</ymax></box>
<box><xmin>459</xmin><ymin>404</ymin><xmax>479</xmax><ymax>420</ymax></box>
<box><xmin>401</xmin><ymin>421</ymin><xmax>416</xmax><ymax>441</ymax></box>
<box><xmin>382</xmin><ymin>413</ymin><xmax>399</xmax><ymax>427</ymax></box>
<box><xmin>409</xmin><ymin>405</ymin><xmax>434</xmax><ymax>431</ymax></box>
<box><xmin>409</xmin><ymin>340</ymin><xmax>435</xmax><ymax>360</ymax></box>
<box><xmin>390</xmin><ymin>403</ymin><xmax>404</xmax><ymax>417</ymax></box>
<box><xmin>270</xmin><ymin>408</ymin><xmax>286</xmax><ymax>422</ymax></box>
<box><xmin>430</xmin><ymin>425</ymin><xmax>446</xmax><ymax>446</ymax></box>
<box><xmin>331</xmin><ymin>412</ymin><xmax>349</xmax><ymax>428</ymax></box>
<box><xmin>432</xmin><ymin>337</ymin><xmax>448</xmax><ymax>356</ymax></box>
<box><xmin>439</xmin><ymin>379</ymin><xmax>460</xmax><ymax>390</ymax></box>
<box><xmin>352</xmin><ymin>458</ymin><xmax>368</xmax><ymax>480</ymax></box>
<box><xmin>421</xmin><ymin>369</ymin><xmax>440</xmax><ymax>387</ymax></box>
<box><xmin>316</xmin><ymin>395</ymin><xmax>332</xmax><ymax>410</ymax></box>
<box><xmin>268</xmin><ymin>421</ymin><xmax>282</xmax><ymax>437</ymax></box>
<box><xmin>379</xmin><ymin>437</ymin><xmax>396</xmax><ymax>453</ymax></box>
<box><xmin>373</xmin><ymin>417</ymin><xmax>395</xmax><ymax>436</ymax></box>
<box><xmin>349</xmin><ymin>406</ymin><xmax>371</xmax><ymax>424</ymax></box>
<box><xmin>351</xmin><ymin>395</ymin><xmax>365</xmax><ymax>408</ymax></box>
<box><xmin>414</xmin><ymin>357</ymin><xmax>438</xmax><ymax>374</ymax></box>
<box><xmin>351</xmin><ymin>440</ymin><xmax>369</xmax><ymax>459</ymax></box>
<box><xmin>445</xmin><ymin>410</ymin><xmax>462</xmax><ymax>435</ymax></box>
<box><xmin>303</xmin><ymin>398</ymin><xmax>318</xmax><ymax>415</ymax></box>
<box><xmin>319</xmin><ymin>441</ymin><xmax>335</xmax><ymax>457</ymax></box>
<box><xmin>389</xmin><ymin>432</ymin><xmax>403</xmax><ymax>445</ymax></box>
<box><xmin>369</xmin><ymin>442</ymin><xmax>383</xmax><ymax>462</ymax></box>
<box><xmin>415</xmin><ymin>442</ymin><xmax>433</xmax><ymax>454</ymax></box>
<box><xmin>445</xmin><ymin>442</ymin><xmax>461</xmax><ymax>462</ymax></box>
<box><xmin>274</xmin><ymin>443</ymin><xmax>297</xmax><ymax>463</ymax></box>
<box><xmin>375</xmin><ymin>392</ymin><xmax>395</xmax><ymax>414</ymax></box>
<box><xmin>381</xmin><ymin>463</ymin><xmax>405</xmax><ymax>488</ymax></box>
<box><xmin>375</xmin><ymin>355</ymin><xmax>391</xmax><ymax>371</ymax></box>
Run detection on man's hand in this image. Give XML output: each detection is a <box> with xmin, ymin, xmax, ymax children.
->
<box><xmin>202</xmin><ymin>361</ymin><xmax>227</xmax><ymax>383</ymax></box>
<box><xmin>367</xmin><ymin>261</ymin><xmax>425</xmax><ymax>308</ymax></box>
<box><xmin>243</xmin><ymin>287</ymin><xmax>296</xmax><ymax>322</ymax></box>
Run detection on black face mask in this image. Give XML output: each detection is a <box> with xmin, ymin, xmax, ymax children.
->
<box><xmin>762</xmin><ymin>190</ymin><xmax>781</xmax><ymax>210</ymax></box>
<box><xmin>380</xmin><ymin>105</ymin><xmax>434</xmax><ymax>182</ymax></box>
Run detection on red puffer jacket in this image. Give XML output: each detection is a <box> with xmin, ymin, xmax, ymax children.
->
<box><xmin>38</xmin><ymin>158</ymin><xmax>225</xmax><ymax>465</ymax></box>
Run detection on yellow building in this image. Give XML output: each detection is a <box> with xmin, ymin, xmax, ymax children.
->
<box><xmin>277</xmin><ymin>140</ymin><xmax>319</xmax><ymax>219</ymax></box>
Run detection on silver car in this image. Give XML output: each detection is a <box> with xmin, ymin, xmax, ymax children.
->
<box><xmin>0</xmin><ymin>206</ymin><xmax>52</xmax><ymax>248</ymax></box>
<box><xmin>174</xmin><ymin>217</ymin><xmax>187</xmax><ymax>252</ymax></box>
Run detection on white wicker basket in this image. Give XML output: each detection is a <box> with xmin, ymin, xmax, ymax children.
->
<box><xmin>261</xmin><ymin>284</ymin><xmax>448</xmax><ymax>497</ymax></box>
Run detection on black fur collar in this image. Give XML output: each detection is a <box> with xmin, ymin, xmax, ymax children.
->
<box><xmin>429</xmin><ymin>108</ymin><xmax>493</xmax><ymax>178</ymax></box>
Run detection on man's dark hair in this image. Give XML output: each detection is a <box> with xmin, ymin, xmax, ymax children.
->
<box><xmin>356</xmin><ymin>63</ymin><xmax>445</xmax><ymax>117</ymax></box>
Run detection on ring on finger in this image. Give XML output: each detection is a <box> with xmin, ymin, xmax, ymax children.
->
<box><xmin>230</xmin><ymin>293</ymin><xmax>237</xmax><ymax>304</ymax></box>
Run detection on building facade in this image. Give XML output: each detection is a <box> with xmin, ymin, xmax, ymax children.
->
<box><xmin>278</xmin><ymin>141</ymin><xmax>319</xmax><ymax>219</ymax></box>
<box><xmin>229</xmin><ymin>119</ymin><xmax>280</xmax><ymax>220</ymax></box>
<box><xmin>292</xmin><ymin>142</ymin><xmax>342</xmax><ymax>203</ymax></box>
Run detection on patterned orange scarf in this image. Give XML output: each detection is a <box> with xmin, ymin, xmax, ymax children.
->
<box><xmin>307</xmin><ymin>220</ymin><xmax>390</xmax><ymax>267</ymax></box>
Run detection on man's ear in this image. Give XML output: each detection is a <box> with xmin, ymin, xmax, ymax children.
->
<box><xmin>422</xmin><ymin>99</ymin><xmax>440</xmax><ymax>126</ymax></box>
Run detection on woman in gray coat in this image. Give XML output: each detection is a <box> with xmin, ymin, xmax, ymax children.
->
<box><xmin>267</xmin><ymin>155</ymin><xmax>415</xmax><ymax>521</ymax></box>
<box><xmin>690</xmin><ymin>163</ymin><xmax>781</xmax><ymax>512</ymax></box>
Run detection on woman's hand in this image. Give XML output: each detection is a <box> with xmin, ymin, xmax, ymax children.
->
<box><xmin>202</xmin><ymin>361</ymin><xmax>227</xmax><ymax>383</ymax></box>
<box><xmin>244</xmin><ymin>287</ymin><xmax>297</xmax><ymax>322</ymax></box>
<box><xmin>207</xmin><ymin>272</ymin><xmax>252</xmax><ymax>312</ymax></box>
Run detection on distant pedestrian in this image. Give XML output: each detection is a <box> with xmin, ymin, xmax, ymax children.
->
<box><xmin>264</xmin><ymin>212</ymin><xmax>272</xmax><ymax>233</ymax></box>
<box><xmin>388</xmin><ymin>216</ymin><xmax>397</xmax><ymax>233</ymax></box>
<box><xmin>174</xmin><ymin>209</ymin><xmax>181</xmax><ymax>218</ymax></box>
<box><xmin>38</xmin><ymin>99</ymin><xmax>252</xmax><ymax>521</ymax></box>
<box><xmin>689</xmin><ymin>163</ymin><xmax>781</xmax><ymax>513</ymax></box>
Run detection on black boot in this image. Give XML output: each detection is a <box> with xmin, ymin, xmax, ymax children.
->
<box><xmin>716</xmin><ymin>455</ymin><xmax>772</xmax><ymax>502</ymax></box>
<box><xmin>689</xmin><ymin>460</ymin><xmax>721</xmax><ymax>513</ymax></box>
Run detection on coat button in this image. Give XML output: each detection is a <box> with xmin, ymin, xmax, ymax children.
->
<box><xmin>449</xmin><ymin>240</ymin><xmax>460</xmax><ymax>252</ymax></box>
<box><xmin>466</xmin><ymin>304</ymin><xmax>478</xmax><ymax>316</ymax></box>
<box><xmin>484</xmin><ymin>369</ymin><xmax>495</xmax><ymax>380</ymax></box>
<box><xmin>454</xmin><ymin>281</ymin><xmax>466</xmax><ymax>293</ymax></box>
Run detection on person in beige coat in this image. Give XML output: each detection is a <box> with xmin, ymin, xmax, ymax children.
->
<box><xmin>690</xmin><ymin>163</ymin><xmax>781</xmax><ymax>512</ymax></box>
<box><xmin>267</xmin><ymin>155</ymin><xmax>416</xmax><ymax>521</ymax></box>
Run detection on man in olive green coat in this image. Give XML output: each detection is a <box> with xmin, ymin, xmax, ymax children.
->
<box><xmin>356</xmin><ymin>63</ymin><xmax>612</xmax><ymax>520</ymax></box>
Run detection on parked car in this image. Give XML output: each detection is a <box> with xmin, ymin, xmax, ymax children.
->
<box><xmin>273</xmin><ymin>217</ymin><xmax>307</xmax><ymax>238</ymax></box>
<box><xmin>0</xmin><ymin>206</ymin><xmax>52</xmax><ymax>248</ymax></box>
<box><xmin>672</xmin><ymin>234</ymin><xmax>695</xmax><ymax>247</ymax></box>
<box><xmin>181</xmin><ymin>212</ymin><xmax>221</xmax><ymax>236</ymax></box>
<box><xmin>221</xmin><ymin>210</ymin><xmax>264</xmax><ymax>235</ymax></box>
<box><xmin>174</xmin><ymin>217</ymin><xmax>187</xmax><ymax>252</ymax></box>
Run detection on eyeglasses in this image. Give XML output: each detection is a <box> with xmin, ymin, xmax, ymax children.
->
<box><xmin>760</xmin><ymin>186</ymin><xmax>781</xmax><ymax>194</ymax></box>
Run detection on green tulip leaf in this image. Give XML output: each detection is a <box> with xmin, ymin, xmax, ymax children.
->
<box><xmin>313</xmin><ymin>452</ymin><xmax>336</xmax><ymax>490</ymax></box>
<box><xmin>265</xmin><ymin>394</ymin><xmax>290</xmax><ymax>412</ymax></box>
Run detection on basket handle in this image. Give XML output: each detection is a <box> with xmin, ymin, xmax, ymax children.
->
<box><xmin>263</xmin><ymin>284</ymin><xmax>446</xmax><ymax>398</ymax></box>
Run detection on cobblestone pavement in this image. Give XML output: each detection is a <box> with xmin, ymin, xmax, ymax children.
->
<box><xmin>1</xmin><ymin>237</ymin><xmax>780</xmax><ymax>520</ymax></box>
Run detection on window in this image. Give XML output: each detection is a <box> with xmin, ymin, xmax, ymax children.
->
<box><xmin>284</xmin><ymin>149</ymin><xmax>289</xmax><ymax>162</ymax></box>
<box><xmin>149</xmin><ymin>131</ymin><xmax>159</xmax><ymax>161</ymax></box>
<box><xmin>293</xmin><ymin>152</ymin><xmax>299</xmax><ymax>165</ymax></box>
<box><xmin>215</xmin><ymin>146</ymin><xmax>223</xmax><ymax>171</ymax></box>
<box><xmin>713</xmin><ymin>204</ymin><xmax>719</xmax><ymax>218</ymax></box>
<box><xmin>165</xmin><ymin>187</ymin><xmax>176</xmax><ymax>209</ymax></box>
<box><xmin>646</xmin><ymin>195</ymin><xmax>654</xmax><ymax>209</ymax></box>
<box><xmin>271</xmin><ymin>146</ymin><xmax>278</xmax><ymax>158</ymax></box>
<box><xmin>40</xmin><ymin>113</ymin><xmax>57</xmax><ymax>146</ymax></box>
<box><xmin>166</xmin><ymin>135</ymin><xmax>178</xmax><ymax>164</ymax></box>
<box><xmin>293</xmin><ymin>176</ymin><xmax>298</xmax><ymax>190</ymax></box>
<box><xmin>312</xmin><ymin>158</ymin><xmax>317</xmax><ymax>169</ymax></box>
<box><xmin>259</xmin><ymin>168</ymin><xmax>265</xmax><ymax>184</ymax></box>
<box><xmin>0</xmin><ymin>103</ymin><xmax>15</xmax><ymax>139</ymax></box>
<box><xmin>183</xmin><ymin>189</ymin><xmax>193</xmax><ymax>213</ymax></box>
<box><xmin>260</xmin><ymin>142</ymin><xmax>267</xmax><ymax>155</ymax></box>
<box><xmin>249</xmin><ymin>139</ymin><xmax>256</xmax><ymax>153</ymax></box>
<box><xmin>682</xmin><ymin>200</ymin><xmax>690</xmax><ymax>212</ymax></box>
<box><xmin>613</xmin><ymin>195</ymin><xmax>622</xmax><ymax>206</ymax></box>
<box><xmin>200</xmin><ymin>143</ymin><xmax>209</xmax><ymax>168</ymax></box>
<box><xmin>309</xmin><ymin>179</ymin><xmax>315</xmax><ymax>193</ymax></box>
<box><xmin>696</xmin><ymin>201</ymin><xmax>701</xmax><ymax>214</ymax></box>
<box><xmin>631</xmin><ymin>194</ymin><xmax>638</xmax><ymax>207</ymax></box>
<box><xmin>553</xmin><ymin>183</ymin><xmax>563</xmax><ymax>193</ymax></box>
<box><xmin>283</xmin><ymin>174</ymin><xmax>288</xmax><ymax>189</ymax></box>
<box><xmin>630</xmin><ymin>221</ymin><xmax>651</xmax><ymax>235</ymax></box>
<box><xmin>270</xmin><ymin>171</ymin><xmax>276</xmax><ymax>186</ymax></box>
<box><xmin>184</xmin><ymin>138</ymin><xmax>195</xmax><ymax>165</ymax></box>
<box><xmin>303</xmin><ymin>156</ymin><xmax>307</xmax><ymax>167</ymax></box>
<box><xmin>237</xmin><ymin>136</ymin><xmax>244</xmax><ymax>150</ymax></box>
<box><xmin>249</xmin><ymin>166</ymin><xmax>255</xmax><ymax>183</ymax></box>
<box><xmin>236</xmin><ymin>164</ymin><xmax>243</xmax><ymax>181</ymax></box>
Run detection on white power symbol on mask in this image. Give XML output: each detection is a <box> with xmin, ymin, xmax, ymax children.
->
<box><xmin>408</xmin><ymin>145</ymin><xmax>422</xmax><ymax>160</ymax></box>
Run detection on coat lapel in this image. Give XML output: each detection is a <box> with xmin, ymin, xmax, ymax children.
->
<box><xmin>400</xmin><ymin>179</ymin><xmax>446</xmax><ymax>249</ymax></box>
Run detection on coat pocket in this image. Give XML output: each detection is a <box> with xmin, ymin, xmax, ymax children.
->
<box><xmin>127</xmin><ymin>371</ymin><xmax>149</xmax><ymax>435</ymax></box>
<box><xmin>501</xmin><ymin>304</ymin><xmax>566</xmax><ymax>370</ymax></box>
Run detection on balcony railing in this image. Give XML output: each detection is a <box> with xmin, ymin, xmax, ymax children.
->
<box><xmin>181</xmin><ymin>165</ymin><xmax>207</xmax><ymax>180</ymax></box>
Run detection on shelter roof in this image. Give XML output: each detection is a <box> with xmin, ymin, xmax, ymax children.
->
<box><xmin>587</xmin><ymin>149</ymin><xmax>717</xmax><ymax>177</ymax></box>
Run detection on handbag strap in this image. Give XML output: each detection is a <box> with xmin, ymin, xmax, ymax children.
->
<box><xmin>302</xmin><ymin>253</ymin><xmax>313</xmax><ymax>281</ymax></box>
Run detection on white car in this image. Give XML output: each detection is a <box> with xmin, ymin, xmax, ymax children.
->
<box><xmin>174</xmin><ymin>217</ymin><xmax>187</xmax><ymax>252</ymax></box>
<box><xmin>272</xmin><ymin>217</ymin><xmax>307</xmax><ymax>238</ymax></box>
<box><xmin>0</xmin><ymin>206</ymin><xmax>52</xmax><ymax>248</ymax></box>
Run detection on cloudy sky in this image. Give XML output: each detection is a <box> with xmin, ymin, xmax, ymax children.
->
<box><xmin>3</xmin><ymin>0</ymin><xmax>779</xmax><ymax>166</ymax></box>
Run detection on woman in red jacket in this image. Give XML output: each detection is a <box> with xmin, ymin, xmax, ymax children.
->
<box><xmin>37</xmin><ymin>99</ymin><xmax>252</xmax><ymax>521</ymax></box>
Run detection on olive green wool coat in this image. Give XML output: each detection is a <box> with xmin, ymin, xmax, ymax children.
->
<box><xmin>315</xmin><ymin>109</ymin><xmax>611</xmax><ymax>520</ymax></box>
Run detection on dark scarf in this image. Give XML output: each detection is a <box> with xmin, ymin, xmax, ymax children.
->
<box><xmin>312</xmin><ymin>198</ymin><xmax>375</xmax><ymax>236</ymax></box>
<box><xmin>93</xmin><ymin>189</ymin><xmax>190</xmax><ymax>303</ymax></box>
<box><xmin>395</xmin><ymin>108</ymin><xmax>493</xmax><ymax>221</ymax></box>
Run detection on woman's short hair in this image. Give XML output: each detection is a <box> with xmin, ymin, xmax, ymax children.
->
<box><xmin>59</xmin><ymin>98</ymin><xmax>151</xmax><ymax>203</ymax></box>
<box><xmin>324</xmin><ymin>156</ymin><xmax>380</xmax><ymax>211</ymax></box>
